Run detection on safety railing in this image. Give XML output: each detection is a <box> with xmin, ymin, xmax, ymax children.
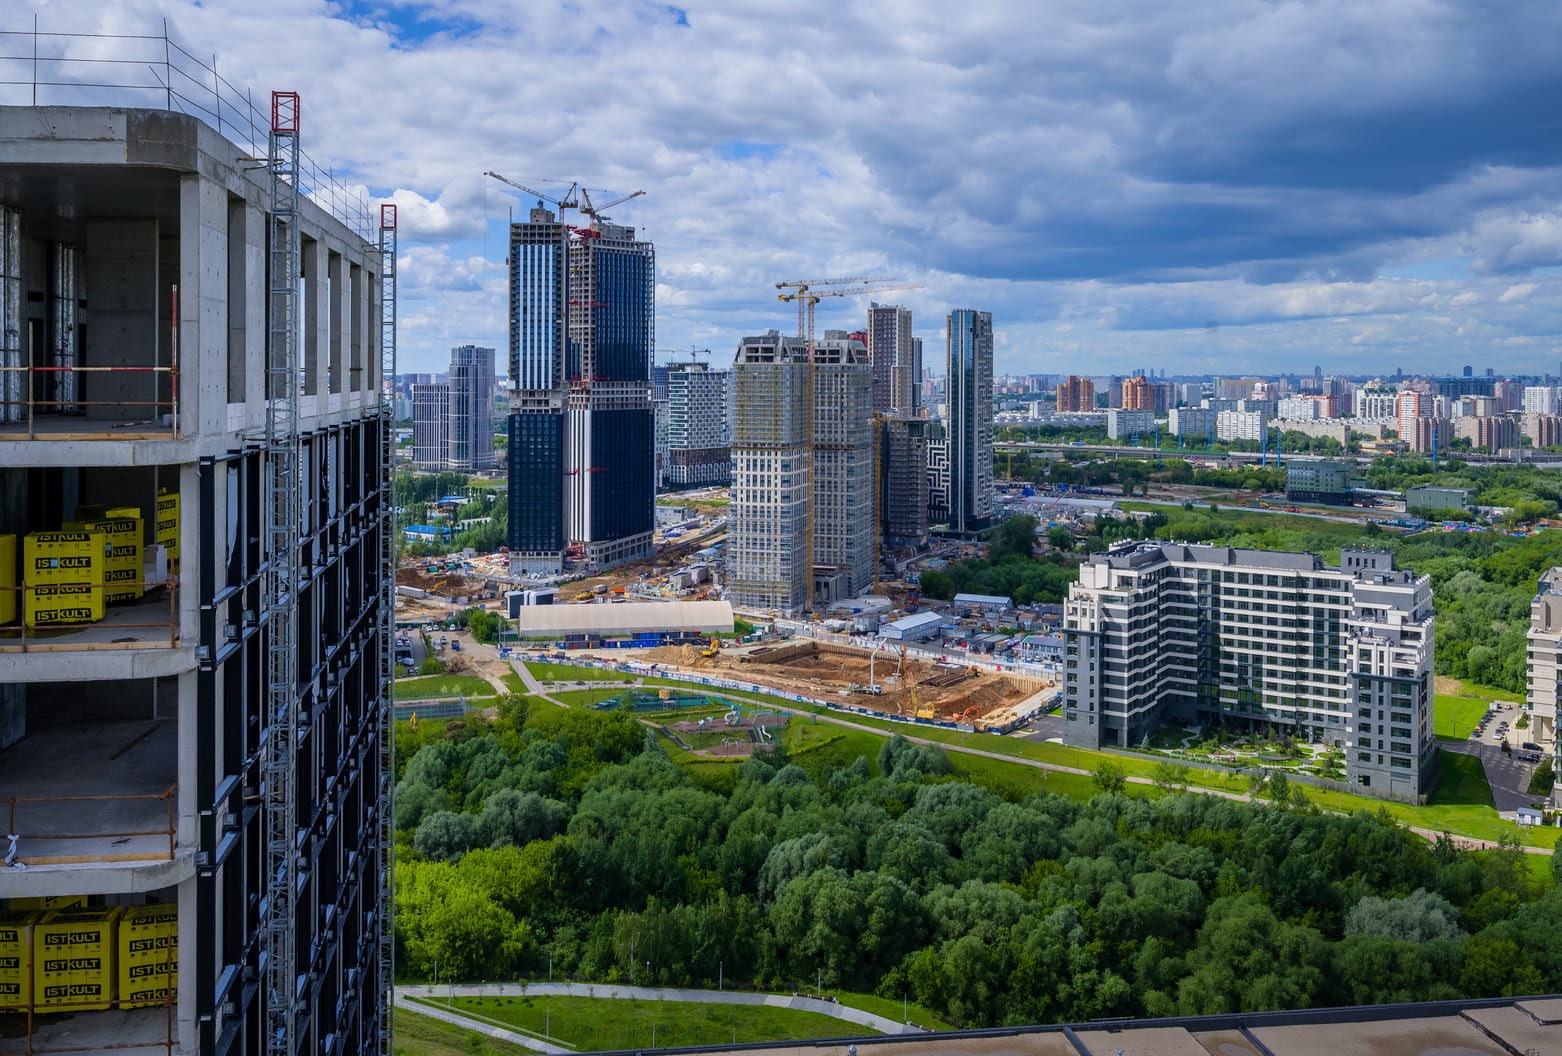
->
<box><xmin>0</xmin><ymin>21</ymin><xmax>374</xmax><ymax>240</ymax></box>
<box><xmin>0</xmin><ymin>362</ymin><xmax>179</xmax><ymax>439</ymax></box>
<box><xmin>0</xmin><ymin>577</ymin><xmax>180</xmax><ymax>652</ymax></box>
<box><xmin>4</xmin><ymin>784</ymin><xmax>176</xmax><ymax>865</ymax></box>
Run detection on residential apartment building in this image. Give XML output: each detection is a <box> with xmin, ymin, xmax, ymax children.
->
<box><xmin>1524</xmin><ymin>386</ymin><xmax>1558</xmax><ymax>416</ymax></box>
<box><xmin>868</xmin><ymin>302</ymin><xmax>919</xmax><ymax>414</ymax></box>
<box><xmin>1354</xmin><ymin>386</ymin><xmax>1399</xmax><ymax>420</ymax></box>
<box><xmin>1216</xmin><ymin>409</ymin><xmax>1271</xmax><ymax>442</ymax></box>
<box><xmin>1167</xmin><ymin>407</ymin><xmax>1214</xmax><ymax>440</ymax></box>
<box><xmin>1453</xmin><ymin>415</ymin><xmax>1519</xmax><ymax>451</ymax></box>
<box><xmin>1526</xmin><ymin>567</ymin><xmax>1562</xmax><ymax>781</ymax></box>
<box><xmin>1527</xmin><ymin>414</ymin><xmax>1562</xmax><ymax>448</ymax></box>
<box><xmin>665</xmin><ymin>362</ymin><xmax>730</xmax><ymax>486</ymax></box>
<box><xmin>880</xmin><ymin>416</ymin><xmax>930</xmax><ymax>548</ymax></box>
<box><xmin>1057</xmin><ymin>375</ymin><xmax>1096</xmax><ymax>412</ymax></box>
<box><xmin>1409</xmin><ymin>416</ymin><xmax>1453</xmax><ymax>455</ymax></box>
<box><xmin>926</xmin><ymin>424</ymin><xmax>951</xmax><ymax>527</ymax></box>
<box><xmin>1121</xmin><ymin>375</ymin><xmax>1154</xmax><ymax>411</ymax></box>
<box><xmin>728</xmin><ymin>331</ymin><xmax>873</xmax><ymax>611</ymax></box>
<box><xmin>0</xmin><ymin>103</ymin><xmax>391</xmax><ymax>1053</ymax></box>
<box><xmin>1106</xmin><ymin>408</ymin><xmax>1156</xmax><ymax>440</ymax></box>
<box><xmin>945</xmin><ymin>309</ymin><xmax>994</xmax><ymax>534</ymax></box>
<box><xmin>1061</xmin><ymin>544</ymin><xmax>1435</xmax><ymax>800</ymax></box>
<box><xmin>446</xmin><ymin>343</ymin><xmax>496</xmax><ymax>470</ymax></box>
<box><xmin>411</xmin><ymin>381</ymin><xmax>450</xmax><ymax>469</ymax></box>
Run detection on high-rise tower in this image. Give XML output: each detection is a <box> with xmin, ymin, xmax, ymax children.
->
<box><xmin>946</xmin><ymin>309</ymin><xmax>994</xmax><ymax>533</ymax></box>
<box><xmin>446</xmin><ymin>343</ymin><xmax>495</xmax><ymax>470</ymax></box>
<box><xmin>868</xmin><ymin>302</ymin><xmax>918</xmax><ymax>415</ymax></box>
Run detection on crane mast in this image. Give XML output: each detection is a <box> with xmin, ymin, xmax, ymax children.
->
<box><xmin>774</xmin><ymin>277</ymin><xmax>922</xmax><ymax>613</ymax></box>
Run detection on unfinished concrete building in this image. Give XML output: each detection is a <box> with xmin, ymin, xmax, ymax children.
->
<box><xmin>880</xmin><ymin>416</ymin><xmax>930</xmax><ymax>549</ymax></box>
<box><xmin>729</xmin><ymin>330</ymin><xmax>874</xmax><ymax>612</ymax></box>
<box><xmin>0</xmin><ymin>95</ymin><xmax>391</xmax><ymax>1055</ymax></box>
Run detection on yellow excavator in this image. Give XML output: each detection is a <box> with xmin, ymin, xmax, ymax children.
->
<box><xmin>701</xmin><ymin>636</ymin><xmax>720</xmax><ymax>658</ymax></box>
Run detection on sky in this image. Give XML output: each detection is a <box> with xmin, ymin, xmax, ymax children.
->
<box><xmin>15</xmin><ymin>0</ymin><xmax>1562</xmax><ymax>378</ymax></box>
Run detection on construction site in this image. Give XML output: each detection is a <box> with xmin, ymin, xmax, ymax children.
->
<box><xmin>637</xmin><ymin>638</ymin><xmax>1044</xmax><ymax>729</ymax></box>
<box><xmin>0</xmin><ymin>31</ymin><xmax>393</xmax><ymax>1056</ymax></box>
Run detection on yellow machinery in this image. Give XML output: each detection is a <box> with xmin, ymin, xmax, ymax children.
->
<box><xmin>701</xmin><ymin>636</ymin><xmax>720</xmax><ymax>658</ymax></box>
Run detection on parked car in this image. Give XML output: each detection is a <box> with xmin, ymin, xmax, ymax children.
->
<box><xmin>1522</xmin><ymin>741</ymin><xmax>1541</xmax><ymax>751</ymax></box>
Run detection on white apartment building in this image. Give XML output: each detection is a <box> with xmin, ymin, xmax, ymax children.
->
<box><xmin>1167</xmin><ymin>407</ymin><xmax>1214</xmax><ymax>439</ymax></box>
<box><xmin>1277</xmin><ymin>397</ymin><xmax>1323</xmax><ymax>421</ymax></box>
<box><xmin>1527</xmin><ymin>567</ymin><xmax>1562</xmax><ymax>786</ymax></box>
<box><xmin>1354</xmin><ymin>387</ymin><xmax>1399</xmax><ymax>420</ymax></box>
<box><xmin>1106</xmin><ymin>408</ymin><xmax>1157</xmax><ymax>440</ymax></box>
<box><xmin>1061</xmin><ymin>543</ymin><xmax>1435</xmax><ymax>800</ymax></box>
<box><xmin>1216</xmin><ymin>409</ymin><xmax>1271</xmax><ymax>441</ymax></box>
<box><xmin>1524</xmin><ymin>386</ymin><xmax>1558</xmax><ymax>416</ymax></box>
<box><xmin>666</xmin><ymin>362</ymin><xmax>731</xmax><ymax>486</ymax></box>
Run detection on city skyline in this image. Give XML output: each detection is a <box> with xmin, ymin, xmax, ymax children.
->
<box><xmin>23</xmin><ymin>2</ymin><xmax>1562</xmax><ymax>378</ymax></box>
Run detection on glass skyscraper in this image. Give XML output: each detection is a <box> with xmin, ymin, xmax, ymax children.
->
<box><xmin>946</xmin><ymin>308</ymin><xmax>994</xmax><ymax>534</ymax></box>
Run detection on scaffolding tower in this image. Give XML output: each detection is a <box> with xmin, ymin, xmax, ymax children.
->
<box><xmin>377</xmin><ymin>202</ymin><xmax>398</xmax><ymax>1054</ymax></box>
<box><xmin>265</xmin><ymin>90</ymin><xmax>302</xmax><ymax>1056</ymax></box>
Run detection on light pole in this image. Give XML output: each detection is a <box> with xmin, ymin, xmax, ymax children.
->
<box><xmin>718</xmin><ymin>960</ymin><xmax>723</xmax><ymax>992</ymax></box>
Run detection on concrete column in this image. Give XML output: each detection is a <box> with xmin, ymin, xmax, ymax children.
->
<box><xmin>84</xmin><ymin>219</ymin><xmax>158</xmax><ymax>421</ymax></box>
<box><xmin>243</xmin><ymin>201</ymin><xmax>266</xmax><ymax>413</ymax></box>
<box><xmin>302</xmin><ymin>238</ymin><xmax>324</xmax><ymax>398</ymax></box>
<box><xmin>182</xmin><ymin>172</ymin><xmax>229</xmax><ymax>436</ymax></box>
<box><xmin>329</xmin><ymin>249</ymin><xmax>345</xmax><ymax>396</ymax></box>
<box><xmin>350</xmin><ymin>262</ymin><xmax>365</xmax><ymax>395</ymax></box>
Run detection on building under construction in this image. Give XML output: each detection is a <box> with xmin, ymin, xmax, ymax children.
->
<box><xmin>0</xmin><ymin>44</ymin><xmax>392</xmax><ymax>1056</ymax></box>
<box><xmin>506</xmin><ymin>203</ymin><xmax>655</xmax><ymax>572</ymax></box>
<box><xmin>880</xmin><ymin>416</ymin><xmax>930</xmax><ymax>548</ymax></box>
<box><xmin>729</xmin><ymin>330</ymin><xmax>874</xmax><ymax>612</ymax></box>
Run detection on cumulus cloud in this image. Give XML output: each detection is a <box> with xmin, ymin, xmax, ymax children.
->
<box><xmin>15</xmin><ymin>0</ymin><xmax>1562</xmax><ymax>373</ymax></box>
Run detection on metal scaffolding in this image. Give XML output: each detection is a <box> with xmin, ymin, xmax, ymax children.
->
<box><xmin>264</xmin><ymin>89</ymin><xmax>302</xmax><ymax>1056</ymax></box>
<box><xmin>377</xmin><ymin>202</ymin><xmax>398</xmax><ymax>1055</ymax></box>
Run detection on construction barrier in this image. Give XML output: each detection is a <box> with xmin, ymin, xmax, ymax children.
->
<box><xmin>33</xmin><ymin>906</ymin><xmax>120</xmax><ymax>1011</ymax></box>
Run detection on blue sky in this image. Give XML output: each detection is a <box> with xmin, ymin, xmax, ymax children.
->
<box><xmin>24</xmin><ymin>0</ymin><xmax>1562</xmax><ymax>377</ymax></box>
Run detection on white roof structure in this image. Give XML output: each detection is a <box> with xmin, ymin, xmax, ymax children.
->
<box><xmin>954</xmin><ymin>592</ymin><xmax>1012</xmax><ymax>609</ymax></box>
<box><xmin>879</xmin><ymin>611</ymin><xmax>945</xmax><ymax>640</ymax></box>
<box><xmin>515</xmin><ymin>600</ymin><xmax>735</xmax><ymax>637</ymax></box>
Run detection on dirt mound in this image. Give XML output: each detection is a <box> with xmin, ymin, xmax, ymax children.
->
<box><xmin>643</xmin><ymin>644</ymin><xmax>704</xmax><ymax>667</ymax></box>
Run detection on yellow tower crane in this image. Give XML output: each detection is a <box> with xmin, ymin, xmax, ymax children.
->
<box><xmin>775</xmin><ymin>277</ymin><xmax>923</xmax><ymax>613</ymax></box>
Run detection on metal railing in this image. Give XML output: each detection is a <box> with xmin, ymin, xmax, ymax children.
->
<box><xmin>0</xmin><ymin>20</ymin><xmax>375</xmax><ymax>240</ymax></box>
<box><xmin>4</xmin><ymin>784</ymin><xmax>176</xmax><ymax>864</ymax></box>
<box><xmin>0</xmin><ymin>576</ymin><xmax>180</xmax><ymax>651</ymax></box>
<box><xmin>0</xmin><ymin>360</ymin><xmax>179</xmax><ymax>438</ymax></box>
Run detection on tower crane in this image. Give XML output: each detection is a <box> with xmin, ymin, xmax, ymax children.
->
<box><xmin>775</xmin><ymin>277</ymin><xmax>923</xmax><ymax>613</ymax></box>
<box><xmin>580</xmin><ymin>185</ymin><xmax>646</xmax><ymax>223</ymax></box>
<box><xmin>484</xmin><ymin>171</ymin><xmax>579</xmax><ymax>215</ymax></box>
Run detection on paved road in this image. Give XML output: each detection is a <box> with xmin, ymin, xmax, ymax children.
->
<box><xmin>395</xmin><ymin>981</ymin><xmax>919</xmax><ymax>1049</ymax></box>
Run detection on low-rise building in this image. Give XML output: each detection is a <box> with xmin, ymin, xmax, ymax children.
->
<box><xmin>1286</xmin><ymin>458</ymin><xmax>1355</xmax><ymax>505</ymax></box>
<box><xmin>1405</xmin><ymin>486</ymin><xmax>1473</xmax><ymax>512</ymax></box>
<box><xmin>1061</xmin><ymin>542</ymin><xmax>1434</xmax><ymax>800</ymax></box>
<box><xmin>880</xmin><ymin>611</ymin><xmax>945</xmax><ymax>641</ymax></box>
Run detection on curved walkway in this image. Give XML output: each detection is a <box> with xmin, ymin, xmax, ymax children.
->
<box><xmin>395</xmin><ymin>982</ymin><xmax>919</xmax><ymax>1052</ymax></box>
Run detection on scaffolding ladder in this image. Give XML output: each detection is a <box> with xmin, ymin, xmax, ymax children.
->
<box><xmin>377</xmin><ymin>203</ymin><xmax>398</xmax><ymax>1055</ymax></box>
<box><xmin>264</xmin><ymin>91</ymin><xmax>302</xmax><ymax>1056</ymax></box>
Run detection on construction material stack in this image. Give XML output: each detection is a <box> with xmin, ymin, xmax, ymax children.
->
<box><xmin>65</xmin><ymin>505</ymin><xmax>143</xmax><ymax>604</ymax></box>
<box><xmin>33</xmin><ymin>905</ymin><xmax>120</xmax><ymax>1011</ymax></box>
<box><xmin>23</xmin><ymin>529</ymin><xmax>106</xmax><ymax>627</ymax></box>
<box><xmin>118</xmin><ymin>904</ymin><xmax>177</xmax><ymax>1008</ymax></box>
<box><xmin>0</xmin><ymin>911</ymin><xmax>38</xmax><ymax>1013</ymax></box>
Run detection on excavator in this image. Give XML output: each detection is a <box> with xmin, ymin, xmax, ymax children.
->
<box><xmin>701</xmin><ymin>636</ymin><xmax>721</xmax><ymax>658</ymax></box>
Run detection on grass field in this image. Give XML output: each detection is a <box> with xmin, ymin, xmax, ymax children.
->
<box><xmin>827</xmin><ymin>990</ymin><xmax>954</xmax><ymax>1031</ymax></box>
<box><xmin>552</xmin><ymin>687</ymin><xmax>639</xmax><ymax>708</ymax></box>
<box><xmin>392</xmin><ymin>674</ymin><xmax>497</xmax><ymax>701</ymax></box>
<box><xmin>524</xmin><ymin>661</ymin><xmax>636</xmax><ymax>683</ymax></box>
<box><xmin>393</xmin><ymin>1007</ymin><xmax>516</xmax><ymax>1056</ymax></box>
<box><xmin>1119</xmin><ymin>500</ymin><xmax>1373</xmax><ymax>537</ymax></box>
<box><xmin>438</xmin><ymin>994</ymin><xmax>868</xmax><ymax>1050</ymax></box>
<box><xmin>1434</xmin><ymin>695</ymin><xmax>1489</xmax><ymax>740</ymax></box>
<box><xmin>500</xmin><ymin>672</ymin><xmax>526</xmax><ymax>695</ymax></box>
<box><xmin>1428</xmin><ymin>750</ymin><xmax>1495</xmax><ymax>809</ymax></box>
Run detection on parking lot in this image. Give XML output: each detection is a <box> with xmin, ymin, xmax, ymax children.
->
<box><xmin>1452</xmin><ymin>700</ymin><xmax>1547</xmax><ymax>814</ymax></box>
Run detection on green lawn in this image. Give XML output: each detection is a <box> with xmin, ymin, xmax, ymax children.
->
<box><xmin>1119</xmin><ymin>501</ymin><xmax>1373</xmax><ymax>537</ymax></box>
<box><xmin>438</xmin><ymin>994</ymin><xmax>870</xmax><ymax>1050</ymax></box>
<box><xmin>553</xmin><ymin>687</ymin><xmax>639</xmax><ymax>708</ymax></box>
<box><xmin>1438</xmin><ymin>677</ymin><xmax>1522</xmax><ymax>702</ymax></box>
<box><xmin>1429</xmin><ymin>750</ymin><xmax>1495</xmax><ymax>809</ymax></box>
<box><xmin>392</xmin><ymin>674</ymin><xmax>497</xmax><ymax>701</ymax></box>
<box><xmin>523</xmin><ymin>661</ymin><xmax>635</xmax><ymax>683</ymax></box>
<box><xmin>500</xmin><ymin>672</ymin><xmax>526</xmax><ymax>695</ymax></box>
<box><xmin>1434</xmin><ymin>695</ymin><xmax>1489</xmax><ymax>740</ymax></box>
<box><xmin>393</xmin><ymin>1007</ymin><xmax>516</xmax><ymax>1056</ymax></box>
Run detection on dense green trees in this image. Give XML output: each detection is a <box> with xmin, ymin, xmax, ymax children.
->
<box><xmin>392</xmin><ymin>709</ymin><xmax>1562</xmax><ymax>1027</ymax></box>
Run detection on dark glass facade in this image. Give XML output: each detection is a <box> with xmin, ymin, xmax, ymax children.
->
<box><xmin>593</xmin><ymin>249</ymin><xmax>653</xmax><ymax>383</ymax></box>
<box><xmin>589</xmin><ymin>407</ymin><xmax>653</xmax><ymax>540</ymax></box>
<box><xmin>508</xmin><ymin>413</ymin><xmax>565</xmax><ymax>551</ymax></box>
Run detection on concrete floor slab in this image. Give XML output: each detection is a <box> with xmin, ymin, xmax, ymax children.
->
<box><xmin>0</xmin><ymin>1005</ymin><xmax>178</xmax><ymax>1054</ymax></box>
<box><xmin>1461</xmin><ymin>1006</ymin><xmax>1561</xmax><ymax>1055</ymax></box>
<box><xmin>1190</xmin><ymin>1030</ymin><xmax>1263</xmax><ymax>1056</ymax></box>
<box><xmin>1075</xmin><ymin>1025</ymin><xmax>1209</xmax><ymax>1056</ymax></box>
<box><xmin>0</xmin><ymin>590</ymin><xmax>181</xmax><ymax>653</ymax></box>
<box><xmin>1515</xmin><ymin>997</ymin><xmax>1562</xmax><ymax>1023</ymax></box>
<box><xmin>0</xmin><ymin>719</ymin><xmax>175</xmax><ymax>865</ymax></box>
<box><xmin>1251</xmin><ymin>1015</ymin><xmax>1508</xmax><ymax>1056</ymax></box>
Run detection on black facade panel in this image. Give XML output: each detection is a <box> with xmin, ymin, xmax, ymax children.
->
<box><xmin>508</xmin><ymin>412</ymin><xmax>566</xmax><ymax>551</ymax></box>
<box><xmin>590</xmin><ymin>407</ymin><xmax>653</xmax><ymax>541</ymax></box>
<box><xmin>594</xmin><ymin>250</ymin><xmax>651</xmax><ymax>383</ymax></box>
